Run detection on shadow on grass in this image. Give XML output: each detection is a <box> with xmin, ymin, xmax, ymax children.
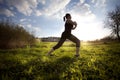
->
<box><xmin>0</xmin><ymin>54</ymin><xmax>77</xmax><ymax>80</ymax></box>
<box><xmin>27</xmin><ymin>56</ymin><xmax>77</xmax><ymax>80</ymax></box>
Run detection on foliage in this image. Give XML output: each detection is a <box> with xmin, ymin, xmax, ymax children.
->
<box><xmin>0</xmin><ymin>20</ymin><xmax>35</xmax><ymax>49</ymax></box>
<box><xmin>0</xmin><ymin>42</ymin><xmax>120</xmax><ymax>80</ymax></box>
<box><xmin>105</xmin><ymin>6</ymin><xmax>120</xmax><ymax>40</ymax></box>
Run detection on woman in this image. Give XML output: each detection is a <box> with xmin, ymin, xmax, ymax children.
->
<box><xmin>47</xmin><ymin>13</ymin><xmax>80</xmax><ymax>57</ymax></box>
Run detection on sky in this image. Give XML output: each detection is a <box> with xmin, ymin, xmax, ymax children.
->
<box><xmin>0</xmin><ymin>0</ymin><xmax>120</xmax><ymax>41</ymax></box>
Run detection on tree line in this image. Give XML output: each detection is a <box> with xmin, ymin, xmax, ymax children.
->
<box><xmin>0</xmin><ymin>20</ymin><xmax>35</xmax><ymax>49</ymax></box>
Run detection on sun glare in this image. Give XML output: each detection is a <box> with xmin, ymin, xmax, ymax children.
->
<box><xmin>72</xmin><ymin>14</ymin><xmax>108</xmax><ymax>41</ymax></box>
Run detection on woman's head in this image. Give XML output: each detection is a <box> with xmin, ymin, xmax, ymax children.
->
<box><xmin>63</xmin><ymin>13</ymin><xmax>71</xmax><ymax>21</ymax></box>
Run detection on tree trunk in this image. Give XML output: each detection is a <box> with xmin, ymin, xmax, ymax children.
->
<box><xmin>116</xmin><ymin>25</ymin><xmax>120</xmax><ymax>41</ymax></box>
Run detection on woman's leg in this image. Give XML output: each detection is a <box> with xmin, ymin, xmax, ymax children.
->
<box><xmin>53</xmin><ymin>38</ymin><xmax>66</xmax><ymax>50</ymax></box>
<box><xmin>68</xmin><ymin>34</ymin><xmax>80</xmax><ymax>56</ymax></box>
<box><xmin>47</xmin><ymin>34</ymin><xmax>66</xmax><ymax>55</ymax></box>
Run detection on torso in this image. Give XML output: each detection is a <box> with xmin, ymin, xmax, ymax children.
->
<box><xmin>64</xmin><ymin>21</ymin><xmax>73</xmax><ymax>34</ymax></box>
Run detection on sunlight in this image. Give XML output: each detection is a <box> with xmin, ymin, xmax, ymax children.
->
<box><xmin>71</xmin><ymin>14</ymin><xmax>109</xmax><ymax>41</ymax></box>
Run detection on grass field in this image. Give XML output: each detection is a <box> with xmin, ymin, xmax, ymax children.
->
<box><xmin>0</xmin><ymin>41</ymin><xmax>120</xmax><ymax>80</ymax></box>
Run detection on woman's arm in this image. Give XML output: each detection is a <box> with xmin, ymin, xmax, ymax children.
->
<box><xmin>72</xmin><ymin>21</ymin><xmax>77</xmax><ymax>30</ymax></box>
<box><xmin>66</xmin><ymin>20</ymin><xmax>77</xmax><ymax>29</ymax></box>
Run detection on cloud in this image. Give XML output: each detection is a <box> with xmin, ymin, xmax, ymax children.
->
<box><xmin>42</xmin><ymin>0</ymin><xmax>71</xmax><ymax>16</ymax></box>
<box><xmin>0</xmin><ymin>0</ymin><xmax>107</xmax><ymax>17</ymax></box>
<box><xmin>38</xmin><ymin>0</ymin><xmax>46</xmax><ymax>5</ymax></box>
<box><xmin>6</xmin><ymin>0</ymin><xmax>38</xmax><ymax>16</ymax></box>
<box><xmin>52</xmin><ymin>1</ymin><xmax>95</xmax><ymax>20</ymax></box>
<box><xmin>2</xmin><ymin>0</ymin><xmax>71</xmax><ymax>17</ymax></box>
<box><xmin>35</xmin><ymin>10</ymin><xmax>42</xmax><ymax>16</ymax></box>
<box><xmin>25</xmin><ymin>24</ymin><xmax>41</xmax><ymax>37</ymax></box>
<box><xmin>91</xmin><ymin>0</ymin><xmax>106</xmax><ymax>7</ymax></box>
<box><xmin>0</xmin><ymin>8</ymin><xmax>14</xmax><ymax>17</ymax></box>
<box><xmin>63</xmin><ymin>0</ymin><xmax>107</xmax><ymax>20</ymax></box>
<box><xmin>5</xmin><ymin>0</ymin><xmax>70</xmax><ymax>17</ymax></box>
<box><xmin>20</xmin><ymin>18</ymin><xmax>26</xmax><ymax>22</ymax></box>
<box><xmin>80</xmin><ymin>0</ymin><xmax>85</xmax><ymax>4</ymax></box>
<box><xmin>66</xmin><ymin>2</ymin><xmax>96</xmax><ymax>22</ymax></box>
<box><xmin>71</xmin><ymin>3</ymin><xmax>91</xmax><ymax>16</ymax></box>
<box><xmin>27</xmin><ymin>24</ymin><xmax>32</xmax><ymax>28</ymax></box>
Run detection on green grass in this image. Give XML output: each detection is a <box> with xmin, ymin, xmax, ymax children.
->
<box><xmin>0</xmin><ymin>42</ymin><xmax>120</xmax><ymax>80</ymax></box>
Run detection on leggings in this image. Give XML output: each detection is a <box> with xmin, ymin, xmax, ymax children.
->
<box><xmin>53</xmin><ymin>32</ymin><xmax>80</xmax><ymax>50</ymax></box>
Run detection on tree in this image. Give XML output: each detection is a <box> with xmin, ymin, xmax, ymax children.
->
<box><xmin>105</xmin><ymin>6</ymin><xmax>120</xmax><ymax>41</ymax></box>
<box><xmin>0</xmin><ymin>20</ymin><xmax>35</xmax><ymax>49</ymax></box>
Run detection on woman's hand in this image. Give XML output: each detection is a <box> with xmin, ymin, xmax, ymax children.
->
<box><xmin>72</xmin><ymin>21</ymin><xmax>77</xmax><ymax>30</ymax></box>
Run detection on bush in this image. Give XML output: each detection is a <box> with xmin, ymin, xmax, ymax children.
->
<box><xmin>0</xmin><ymin>20</ymin><xmax>35</xmax><ymax>49</ymax></box>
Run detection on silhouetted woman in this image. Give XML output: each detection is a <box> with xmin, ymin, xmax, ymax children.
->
<box><xmin>47</xmin><ymin>13</ymin><xmax>80</xmax><ymax>57</ymax></box>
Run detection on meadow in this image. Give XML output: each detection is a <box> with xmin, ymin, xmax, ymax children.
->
<box><xmin>0</xmin><ymin>41</ymin><xmax>120</xmax><ymax>80</ymax></box>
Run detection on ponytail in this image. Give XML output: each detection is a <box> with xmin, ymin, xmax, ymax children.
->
<box><xmin>63</xmin><ymin>16</ymin><xmax>66</xmax><ymax>22</ymax></box>
<box><xmin>63</xmin><ymin>13</ymin><xmax>71</xmax><ymax>22</ymax></box>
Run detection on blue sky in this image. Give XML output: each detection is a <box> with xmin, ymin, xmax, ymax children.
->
<box><xmin>0</xmin><ymin>0</ymin><xmax>120</xmax><ymax>41</ymax></box>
